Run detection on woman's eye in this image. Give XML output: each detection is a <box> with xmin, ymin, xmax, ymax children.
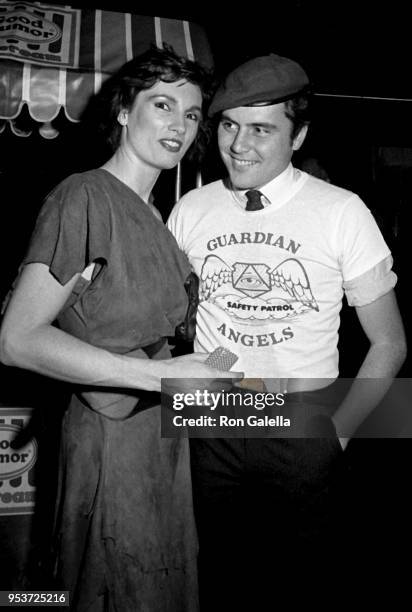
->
<box><xmin>186</xmin><ymin>113</ymin><xmax>200</xmax><ymax>122</ymax></box>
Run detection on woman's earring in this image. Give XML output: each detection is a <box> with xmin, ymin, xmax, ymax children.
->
<box><xmin>118</xmin><ymin>112</ymin><xmax>128</xmax><ymax>126</ymax></box>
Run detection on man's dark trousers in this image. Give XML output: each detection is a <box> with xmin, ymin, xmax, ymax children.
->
<box><xmin>190</xmin><ymin>387</ymin><xmax>349</xmax><ymax>609</ymax></box>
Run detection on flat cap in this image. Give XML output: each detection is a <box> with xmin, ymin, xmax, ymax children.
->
<box><xmin>208</xmin><ymin>53</ymin><xmax>309</xmax><ymax>117</ymax></box>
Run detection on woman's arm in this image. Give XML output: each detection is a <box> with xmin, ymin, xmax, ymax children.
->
<box><xmin>0</xmin><ymin>263</ymin><xmax>242</xmax><ymax>392</ymax></box>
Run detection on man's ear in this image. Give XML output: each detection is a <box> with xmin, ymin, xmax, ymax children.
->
<box><xmin>292</xmin><ymin>124</ymin><xmax>308</xmax><ymax>151</ymax></box>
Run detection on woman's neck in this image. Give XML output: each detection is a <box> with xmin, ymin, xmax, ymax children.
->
<box><xmin>101</xmin><ymin>150</ymin><xmax>160</xmax><ymax>204</ymax></box>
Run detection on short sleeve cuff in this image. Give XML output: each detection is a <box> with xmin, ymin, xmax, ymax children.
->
<box><xmin>343</xmin><ymin>255</ymin><xmax>397</xmax><ymax>307</ymax></box>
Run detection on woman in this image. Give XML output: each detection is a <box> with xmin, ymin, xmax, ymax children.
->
<box><xmin>0</xmin><ymin>46</ymin><xmax>241</xmax><ymax>611</ymax></box>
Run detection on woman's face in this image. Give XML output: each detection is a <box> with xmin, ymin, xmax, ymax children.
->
<box><xmin>119</xmin><ymin>79</ymin><xmax>202</xmax><ymax>171</ymax></box>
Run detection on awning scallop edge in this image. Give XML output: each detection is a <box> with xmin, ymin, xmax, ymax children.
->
<box><xmin>0</xmin><ymin>2</ymin><xmax>213</xmax><ymax>136</ymax></box>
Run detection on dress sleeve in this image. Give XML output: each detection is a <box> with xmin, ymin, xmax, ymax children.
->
<box><xmin>23</xmin><ymin>174</ymin><xmax>110</xmax><ymax>285</ymax></box>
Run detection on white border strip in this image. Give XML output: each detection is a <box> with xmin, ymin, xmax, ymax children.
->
<box><xmin>22</xmin><ymin>62</ymin><xmax>31</xmax><ymax>103</ymax></box>
<box><xmin>94</xmin><ymin>9</ymin><xmax>102</xmax><ymax>93</ymax></box>
<box><xmin>175</xmin><ymin>162</ymin><xmax>181</xmax><ymax>202</ymax></box>
<box><xmin>183</xmin><ymin>21</ymin><xmax>194</xmax><ymax>60</ymax></box>
<box><xmin>154</xmin><ymin>17</ymin><xmax>162</xmax><ymax>48</ymax></box>
<box><xmin>125</xmin><ymin>13</ymin><xmax>133</xmax><ymax>61</ymax></box>
<box><xmin>72</xmin><ymin>6</ymin><xmax>81</xmax><ymax>69</ymax></box>
<box><xmin>58</xmin><ymin>68</ymin><xmax>67</xmax><ymax>107</ymax></box>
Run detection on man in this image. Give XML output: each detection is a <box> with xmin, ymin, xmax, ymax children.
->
<box><xmin>168</xmin><ymin>54</ymin><xmax>406</xmax><ymax>607</ymax></box>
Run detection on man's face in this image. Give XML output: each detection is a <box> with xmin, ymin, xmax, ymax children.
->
<box><xmin>217</xmin><ymin>102</ymin><xmax>307</xmax><ymax>190</ymax></box>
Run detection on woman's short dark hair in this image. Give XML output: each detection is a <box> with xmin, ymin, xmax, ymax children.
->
<box><xmin>284</xmin><ymin>87</ymin><xmax>312</xmax><ymax>141</ymax></box>
<box><xmin>96</xmin><ymin>44</ymin><xmax>215</xmax><ymax>162</ymax></box>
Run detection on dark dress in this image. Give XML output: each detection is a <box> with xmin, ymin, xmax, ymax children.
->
<box><xmin>24</xmin><ymin>169</ymin><xmax>198</xmax><ymax>611</ymax></box>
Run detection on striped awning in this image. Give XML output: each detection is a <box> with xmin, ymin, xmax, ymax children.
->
<box><xmin>0</xmin><ymin>1</ymin><xmax>213</xmax><ymax>138</ymax></box>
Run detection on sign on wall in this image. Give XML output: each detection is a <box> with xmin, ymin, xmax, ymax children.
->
<box><xmin>0</xmin><ymin>1</ymin><xmax>214</xmax><ymax>136</ymax></box>
<box><xmin>0</xmin><ymin>407</ymin><xmax>36</xmax><ymax>515</ymax></box>
<box><xmin>0</xmin><ymin>1</ymin><xmax>80</xmax><ymax>68</ymax></box>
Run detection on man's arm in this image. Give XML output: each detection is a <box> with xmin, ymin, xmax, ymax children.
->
<box><xmin>332</xmin><ymin>289</ymin><xmax>407</xmax><ymax>446</ymax></box>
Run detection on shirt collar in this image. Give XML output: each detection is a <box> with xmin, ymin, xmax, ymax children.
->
<box><xmin>235</xmin><ymin>163</ymin><xmax>297</xmax><ymax>210</ymax></box>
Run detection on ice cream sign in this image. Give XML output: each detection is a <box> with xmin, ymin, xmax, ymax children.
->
<box><xmin>0</xmin><ymin>6</ymin><xmax>61</xmax><ymax>44</ymax></box>
<box><xmin>0</xmin><ymin>425</ymin><xmax>37</xmax><ymax>480</ymax></box>
<box><xmin>0</xmin><ymin>1</ymin><xmax>79</xmax><ymax>68</ymax></box>
<box><xmin>0</xmin><ymin>408</ymin><xmax>37</xmax><ymax>515</ymax></box>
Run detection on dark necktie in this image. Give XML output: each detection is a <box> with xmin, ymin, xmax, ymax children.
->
<box><xmin>245</xmin><ymin>189</ymin><xmax>264</xmax><ymax>211</ymax></box>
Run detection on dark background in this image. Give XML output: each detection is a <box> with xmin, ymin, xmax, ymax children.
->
<box><xmin>1</xmin><ymin>0</ymin><xmax>411</xmax><ymax>592</ymax></box>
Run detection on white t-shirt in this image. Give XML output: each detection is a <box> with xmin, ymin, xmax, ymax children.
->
<box><xmin>168</xmin><ymin>166</ymin><xmax>396</xmax><ymax>380</ymax></box>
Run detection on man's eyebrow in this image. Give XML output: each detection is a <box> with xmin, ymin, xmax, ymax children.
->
<box><xmin>221</xmin><ymin>112</ymin><xmax>237</xmax><ymax>122</ymax></box>
<box><xmin>220</xmin><ymin>113</ymin><xmax>277</xmax><ymax>129</ymax></box>
<box><xmin>187</xmin><ymin>105</ymin><xmax>203</xmax><ymax>113</ymax></box>
<box><xmin>249</xmin><ymin>122</ymin><xmax>277</xmax><ymax>129</ymax></box>
<box><xmin>147</xmin><ymin>93</ymin><xmax>202</xmax><ymax>113</ymax></box>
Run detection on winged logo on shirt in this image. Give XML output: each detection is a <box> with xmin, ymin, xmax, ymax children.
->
<box><xmin>200</xmin><ymin>255</ymin><xmax>318</xmax><ymax>322</ymax></box>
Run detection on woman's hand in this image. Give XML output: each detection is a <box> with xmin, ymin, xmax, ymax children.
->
<box><xmin>162</xmin><ymin>353</ymin><xmax>244</xmax><ymax>396</ymax></box>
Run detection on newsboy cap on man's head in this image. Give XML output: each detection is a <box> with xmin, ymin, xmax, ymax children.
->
<box><xmin>208</xmin><ymin>53</ymin><xmax>310</xmax><ymax>117</ymax></box>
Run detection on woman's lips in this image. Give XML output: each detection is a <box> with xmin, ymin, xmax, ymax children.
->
<box><xmin>159</xmin><ymin>139</ymin><xmax>183</xmax><ymax>152</ymax></box>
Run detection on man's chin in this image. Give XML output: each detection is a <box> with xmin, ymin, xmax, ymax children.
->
<box><xmin>227</xmin><ymin>173</ymin><xmax>256</xmax><ymax>191</ymax></box>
